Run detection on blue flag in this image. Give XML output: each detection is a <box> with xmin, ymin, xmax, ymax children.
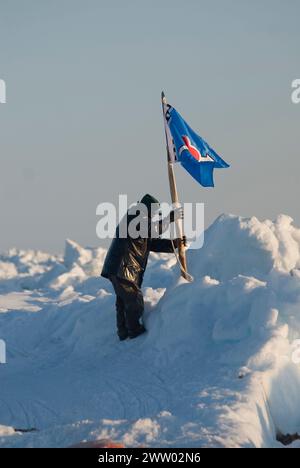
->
<box><xmin>163</xmin><ymin>102</ymin><xmax>229</xmax><ymax>187</ymax></box>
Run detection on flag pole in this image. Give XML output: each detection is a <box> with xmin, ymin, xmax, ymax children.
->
<box><xmin>161</xmin><ymin>91</ymin><xmax>190</xmax><ymax>281</ymax></box>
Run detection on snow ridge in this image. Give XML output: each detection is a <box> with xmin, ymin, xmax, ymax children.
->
<box><xmin>0</xmin><ymin>214</ymin><xmax>300</xmax><ymax>447</ymax></box>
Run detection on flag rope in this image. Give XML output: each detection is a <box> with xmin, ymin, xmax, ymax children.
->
<box><xmin>170</xmin><ymin>239</ymin><xmax>194</xmax><ymax>282</ymax></box>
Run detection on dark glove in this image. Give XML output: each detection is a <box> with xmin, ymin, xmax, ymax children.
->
<box><xmin>176</xmin><ymin>236</ymin><xmax>187</xmax><ymax>247</ymax></box>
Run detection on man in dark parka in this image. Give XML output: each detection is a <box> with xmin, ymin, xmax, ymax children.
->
<box><xmin>101</xmin><ymin>194</ymin><xmax>184</xmax><ymax>340</ymax></box>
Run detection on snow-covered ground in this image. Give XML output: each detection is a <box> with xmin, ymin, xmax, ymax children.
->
<box><xmin>1</xmin><ymin>214</ymin><xmax>300</xmax><ymax>448</ymax></box>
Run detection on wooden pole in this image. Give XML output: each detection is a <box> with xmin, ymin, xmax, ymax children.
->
<box><xmin>161</xmin><ymin>91</ymin><xmax>189</xmax><ymax>281</ymax></box>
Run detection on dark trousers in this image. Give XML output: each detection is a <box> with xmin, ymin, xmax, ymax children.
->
<box><xmin>110</xmin><ymin>276</ymin><xmax>144</xmax><ymax>336</ymax></box>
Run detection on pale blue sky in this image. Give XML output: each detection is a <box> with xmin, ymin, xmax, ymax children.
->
<box><xmin>0</xmin><ymin>0</ymin><xmax>299</xmax><ymax>252</ymax></box>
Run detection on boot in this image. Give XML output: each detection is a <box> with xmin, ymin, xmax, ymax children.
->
<box><xmin>118</xmin><ymin>329</ymin><xmax>129</xmax><ymax>341</ymax></box>
<box><xmin>128</xmin><ymin>324</ymin><xmax>147</xmax><ymax>340</ymax></box>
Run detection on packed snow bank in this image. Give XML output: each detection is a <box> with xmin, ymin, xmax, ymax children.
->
<box><xmin>0</xmin><ymin>214</ymin><xmax>300</xmax><ymax>447</ymax></box>
<box><xmin>188</xmin><ymin>214</ymin><xmax>300</xmax><ymax>281</ymax></box>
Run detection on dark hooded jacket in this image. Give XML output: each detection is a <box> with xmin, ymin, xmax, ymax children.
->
<box><xmin>101</xmin><ymin>212</ymin><xmax>180</xmax><ymax>287</ymax></box>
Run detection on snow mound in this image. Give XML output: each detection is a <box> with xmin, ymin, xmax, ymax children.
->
<box><xmin>0</xmin><ymin>213</ymin><xmax>300</xmax><ymax>447</ymax></box>
<box><xmin>188</xmin><ymin>214</ymin><xmax>300</xmax><ymax>281</ymax></box>
<box><xmin>0</xmin><ymin>262</ymin><xmax>18</xmax><ymax>280</ymax></box>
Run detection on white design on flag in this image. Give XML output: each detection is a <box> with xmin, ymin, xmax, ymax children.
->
<box><xmin>179</xmin><ymin>136</ymin><xmax>214</xmax><ymax>163</ymax></box>
<box><xmin>162</xmin><ymin>103</ymin><xmax>178</xmax><ymax>163</ymax></box>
